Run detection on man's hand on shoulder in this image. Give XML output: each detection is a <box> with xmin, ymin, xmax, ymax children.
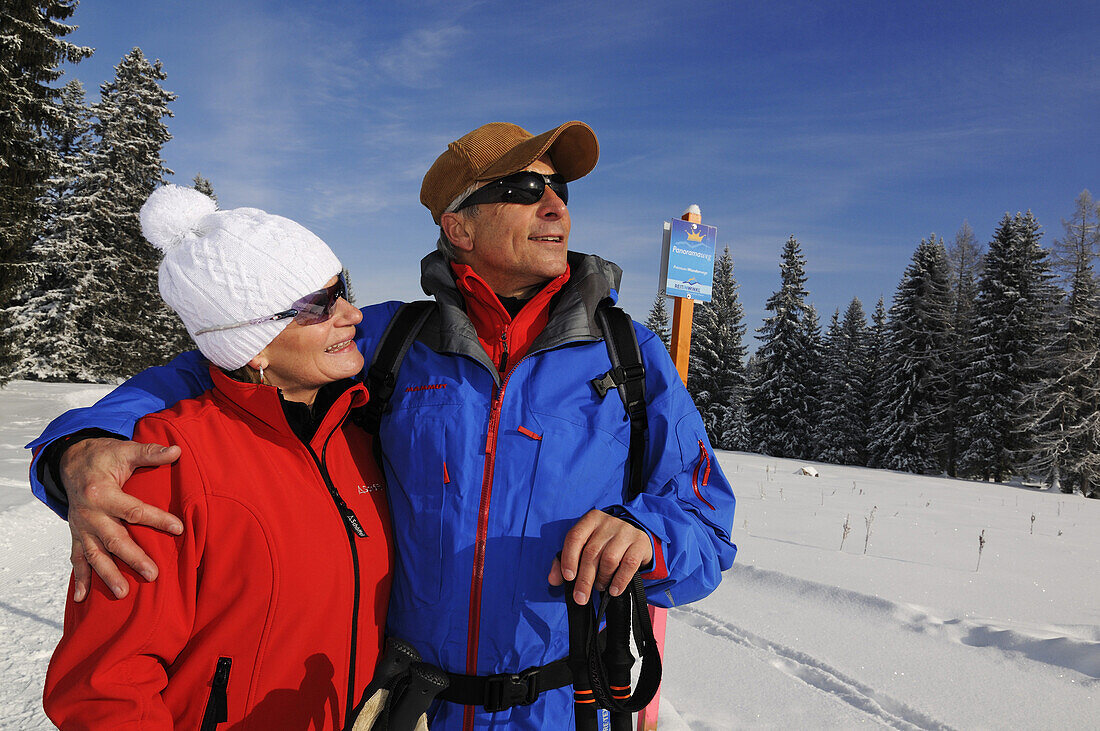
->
<box><xmin>61</xmin><ymin>438</ymin><xmax>183</xmax><ymax>601</ymax></box>
<box><xmin>548</xmin><ymin>510</ymin><xmax>653</xmax><ymax>604</ymax></box>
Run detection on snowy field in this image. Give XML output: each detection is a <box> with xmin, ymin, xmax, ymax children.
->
<box><xmin>1</xmin><ymin>380</ymin><xmax>1098</xmax><ymax>730</ymax></box>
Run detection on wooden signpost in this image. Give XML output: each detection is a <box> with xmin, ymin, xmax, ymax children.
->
<box><xmin>638</xmin><ymin>206</ymin><xmax>707</xmax><ymax>731</ymax></box>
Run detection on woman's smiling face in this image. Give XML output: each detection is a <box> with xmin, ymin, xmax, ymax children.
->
<box><xmin>250</xmin><ymin>275</ymin><xmax>364</xmax><ymax>405</ymax></box>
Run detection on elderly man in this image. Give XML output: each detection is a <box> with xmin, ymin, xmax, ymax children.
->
<box><xmin>29</xmin><ymin>121</ymin><xmax>736</xmax><ymax>729</ymax></box>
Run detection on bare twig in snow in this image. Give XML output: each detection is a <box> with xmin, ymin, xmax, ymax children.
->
<box><xmin>863</xmin><ymin>506</ymin><xmax>877</xmax><ymax>555</ymax></box>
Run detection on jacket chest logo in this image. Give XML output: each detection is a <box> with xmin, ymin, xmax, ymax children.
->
<box><xmin>358</xmin><ymin>483</ymin><xmax>384</xmax><ymax>494</ymax></box>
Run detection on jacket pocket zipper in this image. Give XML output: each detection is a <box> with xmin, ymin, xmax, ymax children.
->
<box><xmin>199</xmin><ymin>656</ymin><xmax>232</xmax><ymax>731</ymax></box>
<box><xmin>692</xmin><ymin>440</ymin><xmax>716</xmax><ymax>511</ymax></box>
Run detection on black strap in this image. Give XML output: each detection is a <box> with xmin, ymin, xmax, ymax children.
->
<box><xmin>568</xmin><ymin>574</ymin><xmax>662</xmax><ymax>716</ymax></box>
<box><xmin>439</xmin><ymin>658</ymin><xmax>574</xmax><ymax>713</ymax></box>
<box><xmin>592</xmin><ymin>306</ymin><xmax>648</xmax><ymax>499</ymax></box>
<box><xmin>377</xmin><ymin>662</ymin><xmax>450</xmax><ymax>729</ymax></box>
<box><xmin>360</xmin><ymin>301</ymin><xmax>435</xmax><ymax>463</ymax></box>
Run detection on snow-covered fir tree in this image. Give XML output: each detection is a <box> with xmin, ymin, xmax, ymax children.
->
<box><xmin>687</xmin><ymin>246</ymin><xmax>748</xmax><ymax>450</ymax></box>
<box><xmin>747</xmin><ymin>235</ymin><xmax>814</xmax><ymax>458</ymax></box>
<box><xmin>0</xmin><ymin>0</ymin><xmax>92</xmax><ymax>381</ymax></box>
<box><xmin>871</xmin><ymin>236</ymin><xmax>953</xmax><ymax>474</ymax></box>
<box><xmin>815</xmin><ymin>309</ymin><xmax>845</xmax><ymax>461</ymax></box>
<box><xmin>864</xmin><ymin>297</ymin><xmax>889</xmax><ymax>467</ymax></box>
<box><xmin>798</xmin><ymin>304</ymin><xmax>825</xmax><ymax>459</ymax></box>
<box><xmin>1026</xmin><ymin>192</ymin><xmax>1100</xmax><ymax>496</ymax></box>
<box><xmin>814</xmin><ymin>299</ymin><xmax>869</xmax><ymax>465</ymax></box>
<box><xmin>83</xmin><ymin>48</ymin><xmax>191</xmax><ymax>379</ymax></box>
<box><xmin>942</xmin><ymin>221</ymin><xmax>983</xmax><ymax>476</ymax></box>
<box><xmin>7</xmin><ymin>79</ymin><xmax>99</xmax><ymax>380</ymax></box>
<box><xmin>644</xmin><ymin>292</ymin><xmax>671</xmax><ymax>348</ymax></box>
<box><xmin>192</xmin><ymin>173</ymin><xmax>217</xmax><ymax>203</ymax></box>
<box><xmin>958</xmin><ymin>213</ymin><xmax>1056</xmax><ymax>482</ymax></box>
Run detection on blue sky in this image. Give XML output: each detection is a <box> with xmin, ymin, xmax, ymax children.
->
<box><xmin>56</xmin><ymin>0</ymin><xmax>1099</xmax><ymax>332</ymax></box>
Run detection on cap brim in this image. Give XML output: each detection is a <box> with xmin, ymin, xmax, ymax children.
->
<box><xmin>479</xmin><ymin>121</ymin><xmax>599</xmax><ymax>183</ymax></box>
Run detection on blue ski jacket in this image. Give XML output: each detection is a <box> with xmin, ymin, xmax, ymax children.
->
<box><xmin>28</xmin><ymin>251</ymin><xmax>737</xmax><ymax>730</ymax></box>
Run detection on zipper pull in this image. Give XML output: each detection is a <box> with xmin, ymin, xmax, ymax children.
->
<box><xmin>341</xmin><ymin>503</ymin><xmax>368</xmax><ymax>538</ymax></box>
<box><xmin>693</xmin><ymin>440</ymin><xmax>716</xmax><ymax>510</ymax></box>
<box><xmin>201</xmin><ymin>657</ymin><xmax>232</xmax><ymax>731</ymax></box>
<box><xmin>331</xmin><ymin>490</ymin><xmax>368</xmax><ymax>537</ymax></box>
<box><xmin>698</xmin><ymin>440</ymin><xmax>712</xmax><ymax>486</ymax></box>
<box><xmin>498</xmin><ymin>329</ymin><xmax>509</xmax><ymax>375</ymax></box>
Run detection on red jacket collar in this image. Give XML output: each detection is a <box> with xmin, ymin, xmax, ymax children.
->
<box><xmin>208</xmin><ymin>366</ymin><xmax>368</xmax><ymax>448</ymax></box>
<box><xmin>450</xmin><ymin>263</ymin><xmax>570</xmax><ymax>373</ymax></box>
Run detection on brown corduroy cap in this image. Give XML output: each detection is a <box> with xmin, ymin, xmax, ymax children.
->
<box><xmin>420</xmin><ymin>121</ymin><xmax>599</xmax><ymax>224</ymax></box>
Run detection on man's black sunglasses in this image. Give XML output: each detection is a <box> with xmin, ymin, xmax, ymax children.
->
<box><xmin>454</xmin><ymin>171</ymin><xmax>568</xmax><ymax>212</ymax></box>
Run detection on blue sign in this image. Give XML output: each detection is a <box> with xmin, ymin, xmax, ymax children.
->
<box><xmin>661</xmin><ymin>218</ymin><xmax>717</xmax><ymax>301</ymax></box>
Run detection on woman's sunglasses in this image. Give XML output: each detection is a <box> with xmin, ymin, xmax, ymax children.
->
<box><xmin>454</xmin><ymin>171</ymin><xmax>568</xmax><ymax>212</ymax></box>
<box><xmin>195</xmin><ymin>274</ymin><xmax>348</xmax><ymax>335</ymax></box>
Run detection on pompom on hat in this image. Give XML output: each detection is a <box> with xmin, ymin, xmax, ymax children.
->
<box><xmin>141</xmin><ymin>184</ymin><xmax>342</xmax><ymax>370</ymax></box>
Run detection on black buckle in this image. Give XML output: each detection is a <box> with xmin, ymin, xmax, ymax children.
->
<box><xmin>483</xmin><ymin>668</ymin><xmax>539</xmax><ymax>712</ymax></box>
<box><xmin>591</xmin><ymin>371</ymin><xmax>618</xmax><ymax>398</ymax></box>
<box><xmin>591</xmin><ymin>364</ymin><xmax>646</xmax><ymax>399</ymax></box>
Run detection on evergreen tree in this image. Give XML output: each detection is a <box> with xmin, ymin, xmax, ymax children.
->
<box><xmin>341</xmin><ymin>266</ymin><xmax>357</xmax><ymax>305</ymax></box>
<box><xmin>192</xmin><ymin>173</ymin><xmax>217</xmax><ymax>203</ymax></box>
<box><xmin>958</xmin><ymin>213</ymin><xmax>1056</xmax><ymax>481</ymax></box>
<box><xmin>864</xmin><ymin>297</ymin><xmax>889</xmax><ymax>466</ymax></box>
<box><xmin>815</xmin><ymin>309</ymin><xmax>845</xmax><ymax>462</ymax></box>
<box><xmin>815</xmin><ymin>299</ymin><xmax>869</xmax><ymax>465</ymax></box>
<box><xmin>872</xmin><ymin>236</ymin><xmax>953</xmax><ymax>474</ymax></box>
<box><xmin>83</xmin><ymin>48</ymin><xmax>190</xmax><ymax>378</ymax></box>
<box><xmin>942</xmin><ymin>221</ymin><xmax>983</xmax><ymax>476</ymax></box>
<box><xmin>644</xmin><ymin>292</ymin><xmax>671</xmax><ymax>348</ymax></box>
<box><xmin>798</xmin><ymin>304</ymin><xmax>825</xmax><ymax>458</ymax></box>
<box><xmin>687</xmin><ymin>246</ymin><xmax>748</xmax><ymax>449</ymax></box>
<box><xmin>747</xmin><ymin>236</ymin><xmax>813</xmax><ymax>458</ymax></box>
<box><xmin>1027</xmin><ymin>191</ymin><xmax>1100</xmax><ymax>495</ymax></box>
<box><xmin>7</xmin><ymin>79</ymin><xmax>97</xmax><ymax>380</ymax></box>
<box><xmin>0</xmin><ymin>0</ymin><xmax>92</xmax><ymax>380</ymax></box>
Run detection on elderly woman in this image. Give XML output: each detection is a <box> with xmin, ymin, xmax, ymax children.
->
<box><xmin>44</xmin><ymin>185</ymin><xmax>394</xmax><ymax>730</ymax></box>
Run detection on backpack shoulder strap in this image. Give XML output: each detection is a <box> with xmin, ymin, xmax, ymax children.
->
<box><xmin>592</xmin><ymin>306</ymin><xmax>648</xmax><ymax>499</ymax></box>
<box><xmin>361</xmin><ymin>301</ymin><xmax>435</xmax><ymax>439</ymax></box>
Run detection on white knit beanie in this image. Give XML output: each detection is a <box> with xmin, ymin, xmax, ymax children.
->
<box><xmin>140</xmin><ymin>184</ymin><xmax>342</xmax><ymax>370</ymax></box>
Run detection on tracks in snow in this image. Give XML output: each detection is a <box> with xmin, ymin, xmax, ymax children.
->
<box><xmin>672</xmin><ymin>603</ymin><xmax>955</xmax><ymax>731</ymax></box>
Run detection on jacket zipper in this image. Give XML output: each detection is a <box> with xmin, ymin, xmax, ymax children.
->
<box><xmin>692</xmin><ymin>440</ymin><xmax>716</xmax><ymax>511</ymax></box>
<box><xmin>306</xmin><ymin>400</ymin><xmax>364</xmax><ymax>728</ymax></box>
<box><xmin>463</xmin><ymin>353</ymin><xmax>521</xmax><ymax>731</ymax></box>
<box><xmin>199</xmin><ymin>656</ymin><xmax>232</xmax><ymax>731</ymax></box>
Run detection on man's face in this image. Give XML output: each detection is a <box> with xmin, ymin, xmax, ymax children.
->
<box><xmin>458</xmin><ymin>157</ymin><xmax>571</xmax><ymax>298</ymax></box>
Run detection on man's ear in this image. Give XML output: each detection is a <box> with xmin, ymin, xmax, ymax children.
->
<box><xmin>440</xmin><ymin>212</ymin><xmax>475</xmax><ymax>255</ymax></box>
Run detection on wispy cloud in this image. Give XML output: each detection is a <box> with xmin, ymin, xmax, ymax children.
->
<box><xmin>374</xmin><ymin>25</ymin><xmax>467</xmax><ymax>89</ymax></box>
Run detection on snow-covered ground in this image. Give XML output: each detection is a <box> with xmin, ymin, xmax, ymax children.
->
<box><xmin>1</xmin><ymin>380</ymin><xmax>1098</xmax><ymax>729</ymax></box>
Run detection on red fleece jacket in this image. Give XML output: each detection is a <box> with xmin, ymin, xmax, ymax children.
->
<box><xmin>44</xmin><ymin>369</ymin><xmax>393</xmax><ymax>730</ymax></box>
